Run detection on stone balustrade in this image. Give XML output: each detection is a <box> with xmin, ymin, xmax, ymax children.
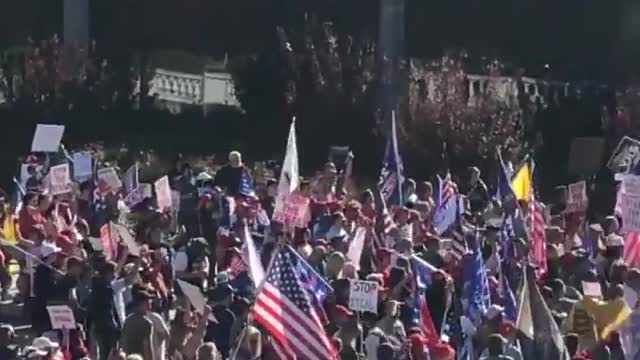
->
<box><xmin>148</xmin><ymin>68</ymin><xmax>203</xmax><ymax>105</ymax></box>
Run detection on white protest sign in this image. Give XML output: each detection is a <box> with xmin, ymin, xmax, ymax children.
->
<box><xmin>565</xmin><ymin>181</ymin><xmax>588</xmax><ymax>213</ymax></box>
<box><xmin>97</xmin><ymin>167</ymin><xmax>122</xmax><ymax>192</ymax></box>
<box><xmin>582</xmin><ymin>281</ymin><xmax>602</xmax><ymax>298</ymax></box>
<box><xmin>273</xmin><ymin>193</ymin><xmax>311</xmax><ymax>228</ymax></box>
<box><xmin>177</xmin><ymin>279</ymin><xmax>206</xmax><ymax>314</ymax></box>
<box><xmin>346</xmin><ymin>227</ymin><xmax>367</xmax><ymax>270</ymax></box>
<box><xmin>72</xmin><ymin>152</ymin><xmax>93</xmax><ymax>181</ymax></box>
<box><xmin>49</xmin><ymin>164</ymin><xmax>71</xmax><ymax>195</ymax></box>
<box><xmin>348</xmin><ymin>280</ymin><xmax>379</xmax><ymax>313</ymax></box>
<box><xmin>47</xmin><ymin>305</ymin><xmax>76</xmax><ymax>329</ymax></box>
<box><xmin>621</xmin><ymin>175</ymin><xmax>640</xmax><ymax>233</ymax></box>
<box><xmin>112</xmin><ymin>223</ymin><xmax>140</xmax><ymax>256</ymax></box>
<box><xmin>88</xmin><ymin>237</ymin><xmax>104</xmax><ymax>251</ymax></box>
<box><xmin>155</xmin><ymin>176</ymin><xmax>172</xmax><ymax>211</ymax></box>
<box><xmin>608</xmin><ymin>136</ymin><xmax>640</xmax><ymax>175</ymax></box>
<box><xmin>31</xmin><ymin>124</ymin><xmax>65</xmax><ymax>152</ymax></box>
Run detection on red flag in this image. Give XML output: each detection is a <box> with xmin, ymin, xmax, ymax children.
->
<box><xmin>528</xmin><ymin>193</ymin><xmax>547</xmax><ymax>274</ymax></box>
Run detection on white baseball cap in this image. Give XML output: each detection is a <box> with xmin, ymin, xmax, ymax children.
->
<box><xmin>39</xmin><ymin>242</ymin><xmax>61</xmax><ymax>259</ymax></box>
<box><xmin>32</xmin><ymin>336</ymin><xmax>59</xmax><ymax>350</ymax></box>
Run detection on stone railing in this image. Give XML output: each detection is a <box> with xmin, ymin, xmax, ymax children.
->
<box><xmin>148</xmin><ymin>68</ymin><xmax>203</xmax><ymax>105</ymax></box>
<box><xmin>466</xmin><ymin>74</ymin><xmax>570</xmax><ymax>107</ymax></box>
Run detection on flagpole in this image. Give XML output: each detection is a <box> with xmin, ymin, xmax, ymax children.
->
<box><xmin>391</xmin><ymin>111</ymin><xmax>403</xmax><ymax>206</ymax></box>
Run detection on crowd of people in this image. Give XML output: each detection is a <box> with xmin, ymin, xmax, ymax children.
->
<box><xmin>0</xmin><ymin>130</ymin><xmax>637</xmax><ymax>360</ymax></box>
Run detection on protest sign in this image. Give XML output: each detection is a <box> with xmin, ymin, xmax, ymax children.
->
<box><xmin>155</xmin><ymin>176</ymin><xmax>172</xmax><ymax>211</ymax></box>
<box><xmin>97</xmin><ymin>167</ymin><xmax>122</xmax><ymax>192</ymax></box>
<box><xmin>273</xmin><ymin>193</ymin><xmax>311</xmax><ymax>228</ymax></box>
<box><xmin>608</xmin><ymin>136</ymin><xmax>640</xmax><ymax>175</ymax></box>
<box><xmin>346</xmin><ymin>227</ymin><xmax>367</xmax><ymax>270</ymax></box>
<box><xmin>72</xmin><ymin>152</ymin><xmax>93</xmax><ymax>181</ymax></box>
<box><xmin>621</xmin><ymin>175</ymin><xmax>640</xmax><ymax>233</ymax></box>
<box><xmin>565</xmin><ymin>181</ymin><xmax>588</xmax><ymax>213</ymax></box>
<box><xmin>99</xmin><ymin>223</ymin><xmax>117</xmax><ymax>260</ymax></box>
<box><xmin>122</xmin><ymin>163</ymin><xmax>139</xmax><ymax>193</ymax></box>
<box><xmin>582</xmin><ymin>281</ymin><xmax>602</xmax><ymax>298</ymax></box>
<box><xmin>112</xmin><ymin>223</ymin><xmax>140</xmax><ymax>256</ymax></box>
<box><xmin>50</xmin><ymin>164</ymin><xmax>71</xmax><ymax>195</ymax></box>
<box><xmin>88</xmin><ymin>237</ymin><xmax>104</xmax><ymax>252</ymax></box>
<box><xmin>31</xmin><ymin>124</ymin><xmax>65</xmax><ymax>152</ymax></box>
<box><xmin>348</xmin><ymin>280</ymin><xmax>379</xmax><ymax>313</ymax></box>
<box><xmin>47</xmin><ymin>305</ymin><xmax>76</xmax><ymax>329</ymax></box>
<box><xmin>177</xmin><ymin>279</ymin><xmax>207</xmax><ymax>314</ymax></box>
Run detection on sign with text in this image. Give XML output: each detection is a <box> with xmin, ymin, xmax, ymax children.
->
<box><xmin>582</xmin><ymin>281</ymin><xmax>602</xmax><ymax>298</ymax></box>
<box><xmin>565</xmin><ymin>181</ymin><xmax>588</xmax><ymax>213</ymax></box>
<box><xmin>273</xmin><ymin>194</ymin><xmax>311</xmax><ymax>228</ymax></box>
<box><xmin>32</xmin><ymin>124</ymin><xmax>65</xmax><ymax>152</ymax></box>
<box><xmin>47</xmin><ymin>305</ymin><xmax>76</xmax><ymax>329</ymax></box>
<box><xmin>72</xmin><ymin>152</ymin><xmax>93</xmax><ymax>182</ymax></box>
<box><xmin>348</xmin><ymin>280</ymin><xmax>379</xmax><ymax>313</ymax></box>
<box><xmin>50</xmin><ymin>164</ymin><xmax>71</xmax><ymax>195</ymax></box>
<box><xmin>97</xmin><ymin>167</ymin><xmax>122</xmax><ymax>192</ymax></box>
<box><xmin>155</xmin><ymin>176</ymin><xmax>172</xmax><ymax>211</ymax></box>
<box><xmin>621</xmin><ymin>175</ymin><xmax>640</xmax><ymax>233</ymax></box>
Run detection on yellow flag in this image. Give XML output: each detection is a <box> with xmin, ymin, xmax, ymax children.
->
<box><xmin>511</xmin><ymin>163</ymin><xmax>531</xmax><ymax>201</ymax></box>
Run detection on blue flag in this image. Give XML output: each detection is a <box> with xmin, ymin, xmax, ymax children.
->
<box><xmin>239</xmin><ymin>170</ymin><xmax>255</xmax><ymax>197</ymax></box>
<box><xmin>500</xmin><ymin>214</ymin><xmax>515</xmax><ymax>259</ymax></box>
<box><xmin>462</xmin><ymin>230</ymin><xmax>491</xmax><ymax>325</ymax></box>
<box><xmin>433</xmin><ymin>174</ymin><xmax>458</xmax><ymax>234</ymax></box>
<box><xmin>500</xmin><ymin>266</ymin><xmax>517</xmax><ymax>323</ymax></box>
<box><xmin>379</xmin><ymin>111</ymin><xmax>404</xmax><ymax>207</ymax></box>
<box><xmin>287</xmin><ymin>245</ymin><xmax>333</xmax><ymax>303</ymax></box>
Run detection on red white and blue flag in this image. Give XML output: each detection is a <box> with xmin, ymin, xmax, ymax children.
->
<box><xmin>433</xmin><ymin>173</ymin><xmax>458</xmax><ymax>235</ymax></box>
<box><xmin>252</xmin><ymin>247</ymin><xmax>337</xmax><ymax>360</ymax></box>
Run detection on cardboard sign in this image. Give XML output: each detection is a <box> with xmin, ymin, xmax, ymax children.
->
<box><xmin>177</xmin><ymin>279</ymin><xmax>207</xmax><ymax>314</ymax></box>
<box><xmin>72</xmin><ymin>152</ymin><xmax>93</xmax><ymax>181</ymax></box>
<box><xmin>273</xmin><ymin>194</ymin><xmax>311</xmax><ymax>228</ymax></box>
<box><xmin>112</xmin><ymin>223</ymin><xmax>140</xmax><ymax>256</ymax></box>
<box><xmin>348</xmin><ymin>280</ymin><xmax>379</xmax><ymax>313</ymax></box>
<box><xmin>49</xmin><ymin>164</ymin><xmax>71</xmax><ymax>195</ymax></box>
<box><xmin>582</xmin><ymin>281</ymin><xmax>602</xmax><ymax>298</ymax></box>
<box><xmin>565</xmin><ymin>181</ymin><xmax>588</xmax><ymax>213</ymax></box>
<box><xmin>155</xmin><ymin>176</ymin><xmax>172</xmax><ymax>211</ymax></box>
<box><xmin>32</xmin><ymin>124</ymin><xmax>65</xmax><ymax>152</ymax></box>
<box><xmin>621</xmin><ymin>175</ymin><xmax>640</xmax><ymax>233</ymax></box>
<box><xmin>608</xmin><ymin>136</ymin><xmax>640</xmax><ymax>175</ymax></box>
<box><xmin>97</xmin><ymin>167</ymin><xmax>122</xmax><ymax>192</ymax></box>
<box><xmin>47</xmin><ymin>305</ymin><xmax>76</xmax><ymax>329</ymax></box>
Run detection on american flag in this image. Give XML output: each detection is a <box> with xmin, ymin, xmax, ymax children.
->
<box><xmin>527</xmin><ymin>192</ymin><xmax>547</xmax><ymax>273</ymax></box>
<box><xmin>252</xmin><ymin>247</ymin><xmax>337</xmax><ymax>360</ymax></box>
<box><xmin>439</xmin><ymin>173</ymin><xmax>458</xmax><ymax>208</ymax></box>
<box><xmin>624</xmin><ymin>232</ymin><xmax>640</xmax><ymax>268</ymax></box>
<box><xmin>433</xmin><ymin>174</ymin><xmax>458</xmax><ymax>235</ymax></box>
<box><xmin>228</xmin><ymin>253</ymin><xmax>248</xmax><ymax>278</ymax></box>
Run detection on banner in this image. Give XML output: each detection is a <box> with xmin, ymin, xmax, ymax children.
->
<box><xmin>273</xmin><ymin>193</ymin><xmax>310</xmax><ymax>228</ymax></box>
<box><xmin>97</xmin><ymin>167</ymin><xmax>122</xmax><ymax>192</ymax></box>
<box><xmin>31</xmin><ymin>124</ymin><xmax>65</xmax><ymax>152</ymax></box>
<box><xmin>565</xmin><ymin>181</ymin><xmax>588</xmax><ymax>213</ymax></box>
<box><xmin>621</xmin><ymin>175</ymin><xmax>640</xmax><ymax>233</ymax></box>
<box><xmin>155</xmin><ymin>176</ymin><xmax>172</xmax><ymax>211</ymax></box>
<box><xmin>348</xmin><ymin>280</ymin><xmax>379</xmax><ymax>313</ymax></box>
<box><xmin>47</xmin><ymin>305</ymin><xmax>76</xmax><ymax>329</ymax></box>
<box><xmin>50</xmin><ymin>164</ymin><xmax>71</xmax><ymax>195</ymax></box>
<box><xmin>72</xmin><ymin>152</ymin><xmax>93</xmax><ymax>182</ymax></box>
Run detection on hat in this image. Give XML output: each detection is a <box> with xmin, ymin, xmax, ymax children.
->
<box><xmin>606</xmin><ymin>234</ymin><xmax>624</xmax><ymax>247</ymax></box>
<box><xmin>23</xmin><ymin>346</ymin><xmax>48</xmax><ymax>359</ymax></box>
<box><xmin>196</xmin><ymin>172</ymin><xmax>213</xmax><ymax>181</ymax></box>
<box><xmin>40</xmin><ymin>242</ymin><xmax>61</xmax><ymax>259</ymax></box>
<box><xmin>485</xmin><ymin>304</ymin><xmax>504</xmax><ymax>320</ymax></box>
<box><xmin>32</xmin><ymin>336</ymin><xmax>59</xmax><ymax>350</ymax></box>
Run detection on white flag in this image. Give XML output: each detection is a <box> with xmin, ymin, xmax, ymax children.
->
<box><xmin>244</xmin><ymin>227</ymin><xmax>265</xmax><ymax>288</ymax></box>
<box><xmin>346</xmin><ymin>227</ymin><xmax>367</xmax><ymax>270</ymax></box>
<box><xmin>274</xmin><ymin>118</ymin><xmax>299</xmax><ymax>218</ymax></box>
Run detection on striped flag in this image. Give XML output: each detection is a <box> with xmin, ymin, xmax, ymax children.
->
<box><xmin>528</xmin><ymin>192</ymin><xmax>547</xmax><ymax>273</ymax></box>
<box><xmin>379</xmin><ymin>111</ymin><xmax>404</xmax><ymax>207</ymax></box>
<box><xmin>411</xmin><ymin>255</ymin><xmax>441</xmax><ymax>343</ymax></box>
<box><xmin>252</xmin><ymin>247</ymin><xmax>337</xmax><ymax>360</ymax></box>
<box><xmin>624</xmin><ymin>232</ymin><xmax>640</xmax><ymax>268</ymax></box>
<box><xmin>228</xmin><ymin>253</ymin><xmax>248</xmax><ymax>279</ymax></box>
<box><xmin>433</xmin><ymin>173</ymin><xmax>458</xmax><ymax>235</ymax></box>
